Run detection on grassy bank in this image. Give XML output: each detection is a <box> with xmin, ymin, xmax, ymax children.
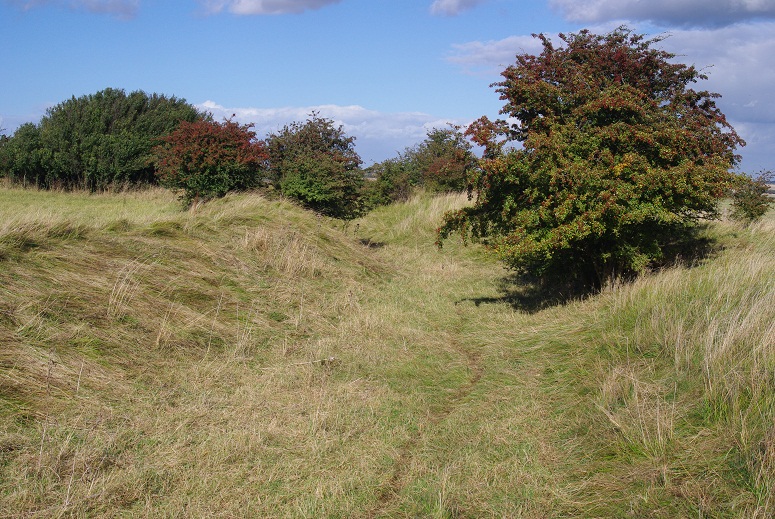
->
<box><xmin>0</xmin><ymin>186</ymin><xmax>772</xmax><ymax>517</ymax></box>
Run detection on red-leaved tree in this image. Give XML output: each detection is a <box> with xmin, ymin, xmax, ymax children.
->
<box><xmin>154</xmin><ymin>118</ymin><xmax>268</xmax><ymax>205</ymax></box>
<box><xmin>438</xmin><ymin>28</ymin><xmax>745</xmax><ymax>288</ymax></box>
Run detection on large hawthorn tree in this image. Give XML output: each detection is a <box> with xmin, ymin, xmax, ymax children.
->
<box><xmin>438</xmin><ymin>28</ymin><xmax>745</xmax><ymax>287</ymax></box>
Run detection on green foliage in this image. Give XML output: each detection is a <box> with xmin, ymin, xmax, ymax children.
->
<box><xmin>364</xmin><ymin>126</ymin><xmax>476</xmax><ymax>209</ymax></box>
<box><xmin>438</xmin><ymin>27</ymin><xmax>745</xmax><ymax>288</ymax></box>
<box><xmin>730</xmin><ymin>171</ymin><xmax>773</xmax><ymax>224</ymax></box>
<box><xmin>0</xmin><ymin>88</ymin><xmax>204</xmax><ymax>190</ymax></box>
<box><xmin>362</xmin><ymin>158</ymin><xmax>415</xmax><ymax>209</ymax></box>
<box><xmin>404</xmin><ymin>126</ymin><xmax>476</xmax><ymax>193</ymax></box>
<box><xmin>267</xmin><ymin>112</ymin><xmax>364</xmax><ymax>219</ymax></box>
<box><xmin>0</xmin><ymin>123</ymin><xmax>47</xmax><ymax>186</ymax></box>
<box><xmin>153</xmin><ymin>119</ymin><xmax>268</xmax><ymax>206</ymax></box>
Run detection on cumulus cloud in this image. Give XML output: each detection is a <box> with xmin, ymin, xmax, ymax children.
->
<box><xmin>198</xmin><ymin>101</ymin><xmax>465</xmax><ymax>164</ymax></box>
<box><xmin>550</xmin><ymin>0</ymin><xmax>775</xmax><ymax>28</ymax></box>
<box><xmin>429</xmin><ymin>0</ymin><xmax>488</xmax><ymax>16</ymax></box>
<box><xmin>658</xmin><ymin>22</ymin><xmax>775</xmax><ymax>170</ymax></box>
<box><xmin>6</xmin><ymin>0</ymin><xmax>139</xmax><ymax>18</ymax></box>
<box><xmin>657</xmin><ymin>23</ymin><xmax>775</xmax><ymax>125</ymax></box>
<box><xmin>202</xmin><ymin>0</ymin><xmax>341</xmax><ymax>15</ymax></box>
<box><xmin>446</xmin><ymin>35</ymin><xmax>544</xmax><ymax>74</ymax></box>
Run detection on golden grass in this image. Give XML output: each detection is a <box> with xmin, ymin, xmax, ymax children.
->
<box><xmin>0</xmin><ymin>187</ymin><xmax>772</xmax><ymax>517</ymax></box>
<box><xmin>570</xmin><ymin>211</ymin><xmax>775</xmax><ymax>517</ymax></box>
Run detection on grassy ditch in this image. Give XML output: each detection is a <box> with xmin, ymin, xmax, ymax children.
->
<box><xmin>0</xmin><ymin>186</ymin><xmax>772</xmax><ymax>517</ymax></box>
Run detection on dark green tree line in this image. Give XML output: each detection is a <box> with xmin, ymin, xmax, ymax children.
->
<box><xmin>0</xmin><ymin>88</ymin><xmax>205</xmax><ymax>190</ymax></box>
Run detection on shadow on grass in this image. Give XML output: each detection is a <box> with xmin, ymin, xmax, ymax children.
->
<box><xmin>459</xmin><ymin>273</ymin><xmax>596</xmax><ymax>313</ymax></box>
<box><xmin>359</xmin><ymin>238</ymin><xmax>387</xmax><ymax>249</ymax></box>
<box><xmin>458</xmin><ymin>224</ymin><xmax>720</xmax><ymax>314</ymax></box>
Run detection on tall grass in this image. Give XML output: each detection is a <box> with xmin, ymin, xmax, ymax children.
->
<box><xmin>0</xmin><ymin>186</ymin><xmax>179</xmax><ymax>228</ymax></box>
<box><xmin>576</xmin><ymin>214</ymin><xmax>775</xmax><ymax>516</ymax></box>
<box><xmin>0</xmin><ymin>186</ymin><xmax>772</xmax><ymax>517</ymax></box>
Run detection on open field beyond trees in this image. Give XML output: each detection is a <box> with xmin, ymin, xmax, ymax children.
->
<box><xmin>0</xmin><ymin>186</ymin><xmax>773</xmax><ymax>517</ymax></box>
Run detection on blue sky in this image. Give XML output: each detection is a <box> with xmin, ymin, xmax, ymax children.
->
<box><xmin>1</xmin><ymin>0</ymin><xmax>774</xmax><ymax>172</ymax></box>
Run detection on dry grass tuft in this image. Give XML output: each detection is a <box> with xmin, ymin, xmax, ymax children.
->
<box><xmin>242</xmin><ymin>227</ymin><xmax>326</xmax><ymax>277</ymax></box>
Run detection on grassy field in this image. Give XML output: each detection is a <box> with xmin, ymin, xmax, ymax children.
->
<box><xmin>0</xmin><ymin>186</ymin><xmax>772</xmax><ymax>517</ymax></box>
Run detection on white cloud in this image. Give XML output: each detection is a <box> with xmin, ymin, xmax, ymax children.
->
<box><xmin>446</xmin><ymin>35</ymin><xmax>544</xmax><ymax>74</ymax></box>
<box><xmin>429</xmin><ymin>0</ymin><xmax>488</xmax><ymax>16</ymax></box>
<box><xmin>198</xmin><ymin>101</ymin><xmax>466</xmax><ymax>164</ymax></box>
<box><xmin>658</xmin><ymin>22</ymin><xmax>775</xmax><ymax>170</ymax></box>
<box><xmin>729</xmin><ymin>121</ymin><xmax>775</xmax><ymax>172</ymax></box>
<box><xmin>657</xmin><ymin>22</ymin><xmax>775</xmax><ymax>125</ymax></box>
<box><xmin>550</xmin><ymin>0</ymin><xmax>775</xmax><ymax>27</ymax></box>
<box><xmin>7</xmin><ymin>0</ymin><xmax>139</xmax><ymax>18</ymax></box>
<box><xmin>202</xmin><ymin>0</ymin><xmax>341</xmax><ymax>15</ymax></box>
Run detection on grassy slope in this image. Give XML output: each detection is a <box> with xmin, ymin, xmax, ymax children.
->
<box><xmin>0</xmin><ymin>187</ymin><xmax>772</xmax><ymax>518</ymax></box>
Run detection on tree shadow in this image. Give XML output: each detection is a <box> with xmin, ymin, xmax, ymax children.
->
<box><xmin>458</xmin><ymin>223</ymin><xmax>721</xmax><ymax>314</ymax></box>
<box><xmin>652</xmin><ymin>223</ymin><xmax>719</xmax><ymax>271</ymax></box>
<box><xmin>459</xmin><ymin>273</ymin><xmax>597</xmax><ymax>314</ymax></box>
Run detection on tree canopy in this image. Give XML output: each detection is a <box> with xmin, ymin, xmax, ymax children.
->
<box><xmin>438</xmin><ymin>27</ymin><xmax>746</xmax><ymax>287</ymax></box>
<box><xmin>0</xmin><ymin>88</ymin><xmax>205</xmax><ymax>190</ymax></box>
<box><xmin>266</xmin><ymin>112</ymin><xmax>364</xmax><ymax>219</ymax></box>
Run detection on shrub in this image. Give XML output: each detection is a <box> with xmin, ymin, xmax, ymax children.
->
<box><xmin>364</xmin><ymin>126</ymin><xmax>476</xmax><ymax>210</ymax></box>
<box><xmin>0</xmin><ymin>88</ymin><xmax>205</xmax><ymax>190</ymax></box>
<box><xmin>730</xmin><ymin>171</ymin><xmax>773</xmax><ymax>224</ymax></box>
<box><xmin>362</xmin><ymin>158</ymin><xmax>415</xmax><ymax>209</ymax></box>
<box><xmin>267</xmin><ymin>112</ymin><xmax>364</xmax><ymax>219</ymax></box>
<box><xmin>0</xmin><ymin>123</ymin><xmax>47</xmax><ymax>187</ymax></box>
<box><xmin>438</xmin><ymin>28</ymin><xmax>745</xmax><ymax>288</ymax></box>
<box><xmin>404</xmin><ymin>126</ymin><xmax>476</xmax><ymax>193</ymax></box>
<box><xmin>153</xmin><ymin>118</ymin><xmax>268</xmax><ymax>206</ymax></box>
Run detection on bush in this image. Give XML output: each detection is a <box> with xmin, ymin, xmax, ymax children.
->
<box><xmin>730</xmin><ymin>171</ymin><xmax>773</xmax><ymax>224</ymax></box>
<box><xmin>267</xmin><ymin>112</ymin><xmax>364</xmax><ymax>219</ymax></box>
<box><xmin>0</xmin><ymin>88</ymin><xmax>205</xmax><ymax>190</ymax></box>
<box><xmin>153</xmin><ymin>119</ymin><xmax>268</xmax><ymax>206</ymax></box>
<box><xmin>438</xmin><ymin>28</ymin><xmax>745</xmax><ymax>288</ymax></box>
<box><xmin>0</xmin><ymin>123</ymin><xmax>46</xmax><ymax>186</ymax></box>
<box><xmin>363</xmin><ymin>126</ymin><xmax>476</xmax><ymax>210</ymax></box>
<box><xmin>404</xmin><ymin>126</ymin><xmax>476</xmax><ymax>193</ymax></box>
<box><xmin>362</xmin><ymin>158</ymin><xmax>415</xmax><ymax>209</ymax></box>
